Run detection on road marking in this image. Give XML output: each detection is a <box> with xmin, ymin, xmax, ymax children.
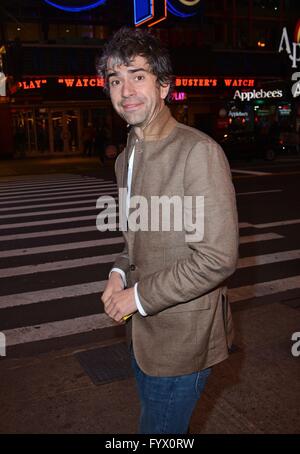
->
<box><xmin>0</xmin><ymin>197</ymin><xmax>115</xmax><ymax>213</ymax></box>
<box><xmin>0</xmin><ymin>236</ymin><xmax>124</xmax><ymax>258</ymax></box>
<box><xmin>0</xmin><ymin>225</ymin><xmax>100</xmax><ymax>242</ymax></box>
<box><xmin>0</xmin><ymin>210</ymin><xmax>119</xmax><ymax>230</ymax></box>
<box><xmin>231</xmin><ymin>169</ymin><xmax>272</xmax><ymax>176</ymax></box>
<box><xmin>252</xmin><ymin>219</ymin><xmax>300</xmax><ymax>229</ymax></box>
<box><xmin>0</xmin><ymin>202</ymin><xmax>118</xmax><ymax>219</ymax></box>
<box><xmin>0</xmin><ymin>281</ymin><xmax>107</xmax><ymax>309</ymax></box>
<box><xmin>239</xmin><ymin>233</ymin><xmax>284</xmax><ymax>243</ymax></box>
<box><xmin>0</xmin><ymin>180</ymin><xmax>116</xmax><ymax>195</ymax></box>
<box><xmin>0</xmin><ymin>183</ymin><xmax>117</xmax><ymax>199</ymax></box>
<box><xmin>3</xmin><ymin>274</ymin><xmax>300</xmax><ymax>346</ymax></box>
<box><xmin>236</xmin><ymin>189</ymin><xmax>282</xmax><ymax>196</ymax></box>
<box><xmin>3</xmin><ymin>313</ymin><xmax>115</xmax><ymax>346</ymax></box>
<box><xmin>0</xmin><ymin>254</ymin><xmax>118</xmax><ymax>278</ymax></box>
<box><xmin>238</xmin><ymin>249</ymin><xmax>300</xmax><ymax>268</ymax></box>
<box><xmin>0</xmin><ymin>177</ymin><xmax>111</xmax><ymax>190</ymax></box>
<box><xmin>229</xmin><ymin>275</ymin><xmax>300</xmax><ymax>302</ymax></box>
<box><xmin>0</xmin><ymin>189</ymin><xmax>118</xmax><ymax>206</ymax></box>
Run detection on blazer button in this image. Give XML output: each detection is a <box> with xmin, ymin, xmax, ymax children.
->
<box><xmin>130</xmin><ymin>264</ymin><xmax>136</xmax><ymax>271</ymax></box>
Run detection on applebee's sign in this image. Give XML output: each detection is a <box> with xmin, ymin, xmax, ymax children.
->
<box><xmin>278</xmin><ymin>20</ymin><xmax>300</xmax><ymax>98</ymax></box>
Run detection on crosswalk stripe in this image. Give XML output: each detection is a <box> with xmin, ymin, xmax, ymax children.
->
<box><xmin>0</xmin><ymin>183</ymin><xmax>117</xmax><ymax>199</ymax></box>
<box><xmin>3</xmin><ymin>274</ymin><xmax>300</xmax><ymax>346</ymax></box>
<box><xmin>0</xmin><ymin>281</ymin><xmax>106</xmax><ymax>309</ymax></box>
<box><xmin>0</xmin><ymin>254</ymin><xmax>118</xmax><ymax>278</ymax></box>
<box><xmin>0</xmin><ymin>211</ymin><xmax>119</xmax><ymax>230</ymax></box>
<box><xmin>0</xmin><ymin>177</ymin><xmax>112</xmax><ymax>191</ymax></box>
<box><xmin>228</xmin><ymin>275</ymin><xmax>300</xmax><ymax>302</ymax></box>
<box><xmin>0</xmin><ymin>225</ymin><xmax>99</xmax><ymax>242</ymax></box>
<box><xmin>0</xmin><ymin>189</ymin><xmax>118</xmax><ymax>206</ymax></box>
<box><xmin>0</xmin><ymin>236</ymin><xmax>124</xmax><ymax>258</ymax></box>
<box><xmin>3</xmin><ymin>313</ymin><xmax>115</xmax><ymax>347</ymax></box>
<box><xmin>231</xmin><ymin>169</ymin><xmax>272</xmax><ymax>176</ymax></box>
<box><xmin>236</xmin><ymin>189</ymin><xmax>282</xmax><ymax>196</ymax></box>
<box><xmin>0</xmin><ymin>203</ymin><xmax>118</xmax><ymax>219</ymax></box>
<box><xmin>252</xmin><ymin>219</ymin><xmax>300</xmax><ymax>229</ymax></box>
<box><xmin>0</xmin><ymin>175</ymin><xmax>98</xmax><ymax>186</ymax></box>
<box><xmin>0</xmin><ymin>181</ymin><xmax>116</xmax><ymax>196</ymax></box>
<box><xmin>238</xmin><ymin>249</ymin><xmax>300</xmax><ymax>268</ymax></box>
<box><xmin>0</xmin><ymin>197</ymin><xmax>112</xmax><ymax>213</ymax></box>
<box><xmin>2</xmin><ymin>248</ymin><xmax>299</xmax><ymax>278</ymax></box>
<box><xmin>239</xmin><ymin>233</ymin><xmax>284</xmax><ymax>243</ymax></box>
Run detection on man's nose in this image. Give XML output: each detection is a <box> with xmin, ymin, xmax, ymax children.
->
<box><xmin>122</xmin><ymin>79</ymin><xmax>136</xmax><ymax>97</ymax></box>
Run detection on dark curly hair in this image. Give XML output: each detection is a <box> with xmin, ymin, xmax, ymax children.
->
<box><xmin>96</xmin><ymin>27</ymin><xmax>173</xmax><ymax>100</ymax></box>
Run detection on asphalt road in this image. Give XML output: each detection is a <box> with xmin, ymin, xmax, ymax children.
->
<box><xmin>0</xmin><ymin>156</ymin><xmax>300</xmax><ymax>357</ymax></box>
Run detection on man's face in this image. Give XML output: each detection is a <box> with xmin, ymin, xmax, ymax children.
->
<box><xmin>107</xmin><ymin>55</ymin><xmax>169</xmax><ymax>128</ymax></box>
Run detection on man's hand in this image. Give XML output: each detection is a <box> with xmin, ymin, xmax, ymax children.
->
<box><xmin>101</xmin><ymin>271</ymin><xmax>124</xmax><ymax>306</ymax></box>
<box><xmin>104</xmin><ymin>287</ymin><xmax>137</xmax><ymax>323</ymax></box>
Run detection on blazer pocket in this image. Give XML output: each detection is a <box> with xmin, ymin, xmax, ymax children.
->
<box><xmin>159</xmin><ymin>294</ymin><xmax>211</xmax><ymax>314</ymax></box>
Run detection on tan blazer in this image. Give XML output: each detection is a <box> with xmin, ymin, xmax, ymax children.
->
<box><xmin>113</xmin><ymin>106</ymin><xmax>239</xmax><ymax>376</ymax></box>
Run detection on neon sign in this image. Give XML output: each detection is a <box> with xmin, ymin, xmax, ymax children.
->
<box><xmin>43</xmin><ymin>1</ymin><xmax>202</xmax><ymax>26</ymax></box>
<box><xmin>43</xmin><ymin>1</ymin><xmax>106</xmax><ymax>13</ymax></box>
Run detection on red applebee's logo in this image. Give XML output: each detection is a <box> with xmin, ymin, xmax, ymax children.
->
<box><xmin>294</xmin><ymin>19</ymin><xmax>300</xmax><ymax>43</ymax></box>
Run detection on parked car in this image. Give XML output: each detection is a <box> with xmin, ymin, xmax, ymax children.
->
<box><xmin>218</xmin><ymin>129</ymin><xmax>298</xmax><ymax>162</ymax></box>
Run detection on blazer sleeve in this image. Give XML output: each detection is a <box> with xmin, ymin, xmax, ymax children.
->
<box><xmin>137</xmin><ymin>138</ymin><xmax>239</xmax><ymax>315</ymax></box>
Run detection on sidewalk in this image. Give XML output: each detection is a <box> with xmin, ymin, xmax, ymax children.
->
<box><xmin>1</xmin><ymin>300</ymin><xmax>299</xmax><ymax>434</ymax></box>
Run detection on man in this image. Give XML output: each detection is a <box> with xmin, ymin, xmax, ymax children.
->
<box><xmin>98</xmin><ymin>27</ymin><xmax>239</xmax><ymax>434</ymax></box>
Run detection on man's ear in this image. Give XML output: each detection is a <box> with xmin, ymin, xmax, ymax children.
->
<box><xmin>160</xmin><ymin>83</ymin><xmax>170</xmax><ymax>100</ymax></box>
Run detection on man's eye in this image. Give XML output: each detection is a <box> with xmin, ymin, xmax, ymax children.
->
<box><xmin>135</xmin><ymin>75</ymin><xmax>145</xmax><ymax>81</ymax></box>
<box><xmin>110</xmin><ymin>79</ymin><xmax>120</xmax><ymax>87</ymax></box>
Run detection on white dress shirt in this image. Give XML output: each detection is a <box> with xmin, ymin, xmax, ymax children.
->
<box><xmin>110</xmin><ymin>145</ymin><xmax>147</xmax><ymax>316</ymax></box>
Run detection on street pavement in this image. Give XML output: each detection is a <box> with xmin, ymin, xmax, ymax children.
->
<box><xmin>0</xmin><ymin>155</ymin><xmax>299</xmax><ymax>434</ymax></box>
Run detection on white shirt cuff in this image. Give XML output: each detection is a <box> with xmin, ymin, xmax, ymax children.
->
<box><xmin>134</xmin><ymin>283</ymin><xmax>147</xmax><ymax>316</ymax></box>
<box><xmin>109</xmin><ymin>268</ymin><xmax>127</xmax><ymax>288</ymax></box>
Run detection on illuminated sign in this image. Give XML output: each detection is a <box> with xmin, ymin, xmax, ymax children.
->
<box><xmin>291</xmin><ymin>72</ymin><xmax>300</xmax><ymax>98</ymax></box>
<box><xmin>279</xmin><ymin>23</ymin><xmax>300</xmax><ymax>68</ymax></box>
<box><xmin>175</xmin><ymin>77</ymin><xmax>255</xmax><ymax>88</ymax></box>
<box><xmin>134</xmin><ymin>0</ymin><xmax>167</xmax><ymax>27</ymax></box>
<box><xmin>43</xmin><ymin>1</ymin><xmax>106</xmax><ymax>12</ymax></box>
<box><xmin>170</xmin><ymin>91</ymin><xmax>186</xmax><ymax>101</ymax></box>
<box><xmin>234</xmin><ymin>89</ymin><xmax>283</xmax><ymax>102</ymax></box>
<box><xmin>18</xmin><ymin>79</ymin><xmax>48</xmax><ymax>90</ymax></box>
<box><xmin>58</xmin><ymin>77</ymin><xmax>104</xmax><ymax>87</ymax></box>
<box><xmin>43</xmin><ymin>1</ymin><xmax>202</xmax><ymax>26</ymax></box>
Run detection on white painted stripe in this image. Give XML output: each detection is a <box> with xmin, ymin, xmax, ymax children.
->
<box><xmin>238</xmin><ymin>249</ymin><xmax>300</xmax><ymax>268</ymax></box>
<box><xmin>0</xmin><ymin>183</ymin><xmax>117</xmax><ymax>199</ymax></box>
<box><xmin>0</xmin><ymin>236</ymin><xmax>123</xmax><ymax>258</ymax></box>
<box><xmin>239</xmin><ymin>233</ymin><xmax>284</xmax><ymax>243</ymax></box>
<box><xmin>0</xmin><ymin>181</ymin><xmax>116</xmax><ymax>195</ymax></box>
<box><xmin>0</xmin><ymin>202</ymin><xmax>118</xmax><ymax>219</ymax></box>
<box><xmin>0</xmin><ymin>225</ymin><xmax>99</xmax><ymax>242</ymax></box>
<box><xmin>4</xmin><ymin>274</ymin><xmax>300</xmax><ymax>346</ymax></box>
<box><xmin>0</xmin><ymin>254</ymin><xmax>118</xmax><ymax>278</ymax></box>
<box><xmin>0</xmin><ymin>189</ymin><xmax>118</xmax><ymax>206</ymax></box>
<box><xmin>0</xmin><ymin>211</ymin><xmax>119</xmax><ymax>230</ymax></box>
<box><xmin>0</xmin><ymin>175</ymin><xmax>95</xmax><ymax>186</ymax></box>
<box><xmin>3</xmin><ymin>313</ymin><xmax>115</xmax><ymax>346</ymax></box>
<box><xmin>236</xmin><ymin>190</ymin><xmax>282</xmax><ymax>196</ymax></box>
<box><xmin>0</xmin><ymin>176</ymin><xmax>109</xmax><ymax>190</ymax></box>
<box><xmin>0</xmin><ymin>197</ymin><xmax>113</xmax><ymax>212</ymax></box>
<box><xmin>229</xmin><ymin>275</ymin><xmax>300</xmax><ymax>303</ymax></box>
<box><xmin>253</xmin><ymin>219</ymin><xmax>300</xmax><ymax>229</ymax></box>
<box><xmin>231</xmin><ymin>169</ymin><xmax>272</xmax><ymax>176</ymax></box>
<box><xmin>0</xmin><ymin>281</ymin><xmax>106</xmax><ymax>309</ymax></box>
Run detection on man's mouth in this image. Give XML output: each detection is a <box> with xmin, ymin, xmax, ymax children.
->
<box><xmin>122</xmin><ymin>103</ymin><xmax>143</xmax><ymax>112</ymax></box>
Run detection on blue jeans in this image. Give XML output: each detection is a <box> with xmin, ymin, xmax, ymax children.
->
<box><xmin>131</xmin><ymin>351</ymin><xmax>211</xmax><ymax>434</ymax></box>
